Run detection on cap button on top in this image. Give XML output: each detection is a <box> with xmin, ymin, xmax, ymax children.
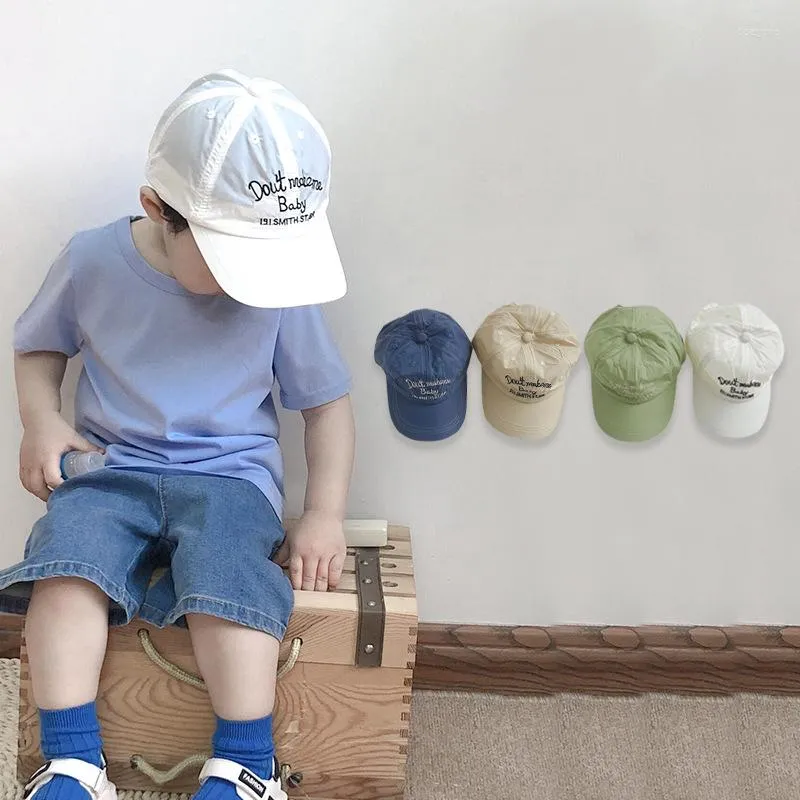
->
<box><xmin>740</xmin><ymin>331</ymin><xmax>752</xmax><ymax>344</ymax></box>
<box><xmin>625</xmin><ymin>331</ymin><xmax>638</xmax><ymax>344</ymax></box>
<box><xmin>521</xmin><ymin>331</ymin><xmax>534</xmax><ymax>344</ymax></box>
<box><xmin>414</xmin><ymin>331</ymin><xmax>428</xmax><ymax>344</ymax></box>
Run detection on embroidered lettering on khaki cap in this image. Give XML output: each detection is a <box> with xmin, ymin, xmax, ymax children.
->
<box><xmin>472</xmin><ymin>304</ymin><xmax>581</xmax><ymax>439</ymax></box>
<box><xmin>585</xmin><ymin>305</ymin><xmax>685</xmax><ymax>443</ymax></box>
<box><xmin>374</xmin><ymin>309</ymin><xmax>472</xmax><ymax>442</ymax></box>
<box><xmin>685</xmin><ymin>303</ymin><xmax>784</xmax><ymax>439</ymax></box>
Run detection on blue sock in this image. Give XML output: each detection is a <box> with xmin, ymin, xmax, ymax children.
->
<box><xmin>194</xmin><ymin>716</ymin><xmax>275</xmax><ymax>800</ymax></box>
<box><xmin>35</xmin><ymin>702</ymin><xmax>102</xmax><ymax>800</ymax></box>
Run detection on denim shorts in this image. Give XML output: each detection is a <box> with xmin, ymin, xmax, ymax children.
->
<box><xmin>0</xmin><ymin>469</ymin><xmax>294</xmax><ymax>641</ymax></box>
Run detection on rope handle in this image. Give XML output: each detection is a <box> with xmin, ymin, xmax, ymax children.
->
<box><xmin>137</xmin><ymin>629</ymin><xmax>303</xmax><ymax>686</ymax></box>
<box><xmin>130</xmin><ymin>753</ymin><xmax>303</xmax><ymax>790</ymax></box>
<box><xmin>130</xmin><ymin>753</ymin><xmax>207</xmax><ymax>785</ymax></box>
<box><xmin>132</xmin><ymin>630</ymin><xmax>305</xmax><ymax>788</ymax></box>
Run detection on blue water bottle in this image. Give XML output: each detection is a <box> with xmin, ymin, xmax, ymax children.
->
<box><xmin>61</xmin><ymin>451</ymin><xmax>106</xmax><ymax>480</ymax></box>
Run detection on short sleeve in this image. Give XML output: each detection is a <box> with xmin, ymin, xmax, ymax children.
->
<box><xmin>14</xmin><ymin>242</ymin><xmax>82</xmax><ymax>357</ymax></box>
<box><xmin>274</xmin><ymin>305</ymin><xmax>352</xmax><ymax>410</ymax></box>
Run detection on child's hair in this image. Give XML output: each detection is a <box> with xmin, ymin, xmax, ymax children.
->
<box><xmin>162</xmin><ymin>202</ymin><xmax>190</xmax><ymax>235</ymax></box>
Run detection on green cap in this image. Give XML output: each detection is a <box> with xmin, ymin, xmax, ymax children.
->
<box><xmin>585</xmin><ymin>306</ymin><xmax>685</xmax><ymax>442</ymax></box>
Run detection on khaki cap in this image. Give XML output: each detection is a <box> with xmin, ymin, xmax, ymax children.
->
<box><xmin>473</xmin><ymin>304</ymin><xmax>581</xmax><ymax>439</ymax></box>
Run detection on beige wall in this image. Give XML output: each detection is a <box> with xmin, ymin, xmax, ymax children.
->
<box><xmin>1</xmin><ymin>0</ymin><xmax>797</xmax><ymax>626</ymax></box>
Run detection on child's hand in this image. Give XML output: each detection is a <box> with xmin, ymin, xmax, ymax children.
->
<box><xmin>274</xmin><ymin>511</ymin><xmax>346</xmax><ymax>592</ymax></box>
<box><xmin>19</xmin><ymin>411</ymin><xmax>102</xmax><ymax>501</ymax></box>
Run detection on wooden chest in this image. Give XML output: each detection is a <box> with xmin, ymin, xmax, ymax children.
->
<box><xmin>18</xmin><ymin>525</ymin><xmax>417</xmax><ymax>800</ymax></box>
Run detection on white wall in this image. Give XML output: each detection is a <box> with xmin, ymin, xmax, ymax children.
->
<box><xmin>2</xmin><ymin>0</ymin><xmax>798</xmax><ymax>627</ymax></box>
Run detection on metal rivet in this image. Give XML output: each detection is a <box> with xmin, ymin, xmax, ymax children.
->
<box><xmin>360</xmin><ymin>559</ymin><xmax>370</xmax><ymax>566</ymax></box>
<box><xmin>368</xmin><ymin>600</ymin><xmax>377</xmax><ymax>608</ymax></box>
<box><xmin>363</xmin><ymin>577</ymin><xmax>373</xmax><ymax>584</ymax></box>
<box><xmin>364</xmin><ymin>644</ymin><xmax>375</xmax><ymax>654</ymax></box>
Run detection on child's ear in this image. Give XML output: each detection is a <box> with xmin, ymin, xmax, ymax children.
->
<box><xmin>139</xmin><ymin>187</ymin><xmax>169</xmax><ymax>225</ymax></box>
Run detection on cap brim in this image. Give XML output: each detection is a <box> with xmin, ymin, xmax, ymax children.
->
<box><xmin>481</xmin><ymin>373</ymin><xmax>566</xmax><ymax>439</ymax></box>
<box><xmin>190</xmin><ymin>214</ymin><xmax>347</xmax><ymax>309</ymax></box>
<box><xmin>386</xmin><ymin>377</ymin><xmax>467</xmax><ymax>442</ymax></box>
<box><xmin>692</xmin><ymin>371</ymin><xmax>771</xmax><ymax>439</ymax></box>
<box><xmin>591</xmin><ymin>377</ymin><xmax>677</xmax><ymax>442</ymax></box>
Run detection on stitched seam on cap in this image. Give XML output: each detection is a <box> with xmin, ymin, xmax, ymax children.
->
<box><xmin>196</xmin><ymin>94</ymin><xmax>255</xmax><ymax>214</ymax></box>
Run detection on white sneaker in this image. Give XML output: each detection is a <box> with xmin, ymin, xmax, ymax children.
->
<box><xmin>199</xmin><ymin>758</ymin><xmax>287</xmax><ymax>800</ymax></box>
<box><xmin>23</xmin><ymin>757</ymin><xmax>117</xmax><ymax>800</ymax></box>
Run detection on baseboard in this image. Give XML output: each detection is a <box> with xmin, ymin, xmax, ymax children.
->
<box><xmin>5</xmin><ymin>614</ymin><xmax>800</xmax><ymax>695</ymax></box>
<box><xmin>414</xmin><ymin>623</ymin><xmax>800</xmax><ymax>695</ymax></box>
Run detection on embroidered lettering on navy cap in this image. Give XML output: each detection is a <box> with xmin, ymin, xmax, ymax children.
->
<box><xmin>405</xmin><ymin>377</ymin><xmax>452</xmax><ymax>401</ymax></box>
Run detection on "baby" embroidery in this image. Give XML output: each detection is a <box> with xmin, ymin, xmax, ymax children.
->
<box><xmin>406</xmin><ymin>377</ymin><xmax>451</xmax><ymax>401</ymax></box>
<box><xmin>505</xmin><ymin>375</ymin><xmax>552</xmax><ymax>400</ymax></box>
<box><xmin>717</xmin><ymin>376</ymin><xmax>761</xmax><ymax>400</ymax></box>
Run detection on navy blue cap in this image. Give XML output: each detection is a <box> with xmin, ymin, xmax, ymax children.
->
<box><xmin>374</xmin><ymin>309</ymin><xmax>472</xmax><ymax>441</ymax></box>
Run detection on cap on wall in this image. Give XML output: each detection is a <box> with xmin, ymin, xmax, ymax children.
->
<box><xmin>472</xmin><ymin>305</ymin><xmax>581</xmax><ymax>439</ymax></box>
<box><xmin>685</xmin><ymin>303</ymin><xmax>784</xmax><ymax>439</ymax></box>
<box><xmin>585</xmin><ymin>305</ymin><xmax>685</xmax><ymax>442</ymax></box>
<box><xmin>374</xmin><ymin>309</ymin><xmax>472</xmax><ymax>441</ymax></box>
<box><xmin>146</xmin><ymin>68</ymin><xmax>346</xmax><ymax>309</ymax></box>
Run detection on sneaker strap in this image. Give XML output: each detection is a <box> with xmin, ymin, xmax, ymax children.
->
<box><xmin>199</xmin><ymin>758</ymin><xmax>285</xmax><ymax>800</ymax></box>
<box><xmin>23</xmin><ymin>759</ymin><xmax>111</xmax><ymax>800</ymax></box>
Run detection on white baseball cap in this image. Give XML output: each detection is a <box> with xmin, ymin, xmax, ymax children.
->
<box><xmin>145</xmin><ymin>69</ymin><xmax>346</xmax><ymax>308</ymax></box>
<box><xmin>472</xmin><ymin>304</ymin><xmax>581</xmax><ymax>439</ymax></box>
<box><xmin>685</xmin><ymin>303</ymin><xmax>784</xmax><ymax>439</ymax></box>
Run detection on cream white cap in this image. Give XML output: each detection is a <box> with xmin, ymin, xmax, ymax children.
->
<box><xmin>686</xmin><ymin>303</ymin><xmax>784</xmax><ymax>439</ymax></box>
<box><xmin>146</xmin><ymin>69</ymin><xmax>346</xmax><ymax>308</ymax></box>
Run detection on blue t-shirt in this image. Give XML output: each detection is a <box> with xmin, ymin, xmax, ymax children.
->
<box><xmin>13</xmin><ymin>217</ymin><xmax>352</xmax><ymax>516</ymax></box>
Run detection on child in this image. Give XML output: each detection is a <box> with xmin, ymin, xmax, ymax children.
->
<box><xmin>2</xmin><ymin>69</ymin><xmax>355</xmax><ymax>800</ymax></box>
